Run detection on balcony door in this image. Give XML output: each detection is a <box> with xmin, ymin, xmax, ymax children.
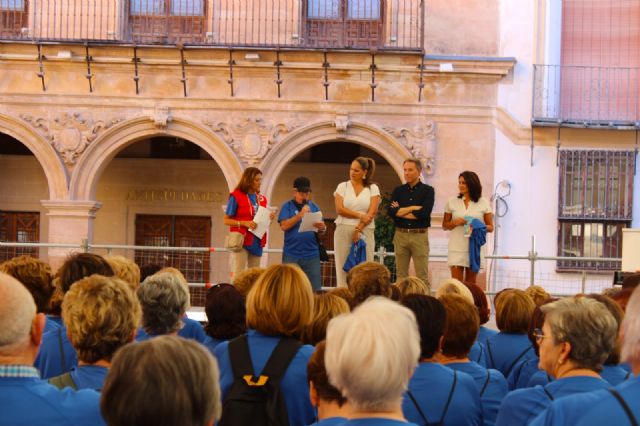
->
<box><xmin>304</xmin><ymin>0</ymin><xmax>384</xmax><ymax>48</ymax></box>
<box><xmin>129</xmin><ymin>0</ymin><xmax>206</xmax><ymax>44</ymax></box>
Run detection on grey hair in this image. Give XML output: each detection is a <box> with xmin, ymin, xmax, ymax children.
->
<box><xmin>541</xmin><ymin>297</ymin><xmax>617</xmax><ymax>371</ymax></box>
<box><xmin>621</xmin><ymin>287</ymin><xmax>640</xmax><ymax>364</ymax></box>
<box><xmin>403</xmin><ymin>158</ymin><xmax>423</xmax><ymax>172</ymax></box>
<box><xmin>0</xmin><ymin>272</ymin><xmax>36</xmax><ymax>349</ymax></box>
<box><xmin>137</xmin><ymin>272</ymin><xmax>189</xmax><ymax>335</ymax></box>
<box><xmin>325</xmin><ymin>297</ymin><xmax>420</xmax><ymax>412</ymax></box>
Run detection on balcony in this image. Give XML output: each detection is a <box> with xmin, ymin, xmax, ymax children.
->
<box><xmin>0</xmin><ymin>0</ymin><xmax>423</xmax><ymax>51</ymax></box>
<box><xmin>533</xmin><ymin>64</ymin><xmax>640</xmax><ymax>127</ymax></box>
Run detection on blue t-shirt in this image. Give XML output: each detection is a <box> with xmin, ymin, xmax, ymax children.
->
<box><xmin>203</xmin><ymin>335</ymin><xmax>225</xmax><ymax>354</ymax></box>
<box><xmin>601</xmin><ymin>363</ymin><xmax>633</xmax><ymax>386</ymax></box>
<box><xmin>507</xmin><ymin>356</ymin><xmax>540</xmax><ymax>390</ymax></box>
<box><xmin>495</xmin><ymin>376</ymin><xmax>610</xmax><ymax>426</ymax></box>
<box><xmin>278</xmin><ymin>199</ymin><xmax>321</xmax><ymax>259</ymax></box>
<box><xmin>527</xmin><ymin>370</ymin><xmax>552</xmax><ymax>387</ymax></box>
<box><xmin>339</xmin><ymin>420</ymin><xmax>419</xmax><ymax>426</ymax></box>
<box><xmin>530</xmin><ymin>376</ymin><xmax>640</xmax><ymax>426</ymax></box>
<box><xmin>69</xmin><ymin>365</ymin><xmax>109</xmax><ymax>391</ymax></box>
<box><xmin>0</xmin><ymin>373</ymin><xmax>105</xmax><ymax>425</ymax></box>
<box><xmin>469</xmin><ymin>340</ymin><xmax>487</xmax><ymax>367</ymax></box>
<box><xmin>226</xmin><ymin>193</ymin><xmax>262</xmax><ymax>256</ymax></box>
<box><xmin>485</xmin><ymin>332</ymin><xmax>535</xmax><ymax>378</ymax></box>
<box><xmin>34</xmin><ymin>325</ymin><xmax>78</xmax><ymax>379</ymax></box>
<box><xmin>309</xmin><ymin>417</ymin><xmax>349</xmax><ymax>426</ymax></box>
<box><xmin>44</xmin><ymin>316</ymin><xmax>61</xmax><ymax>334</ymax></box>
<box><xmin>446</xmin><ymin>361</ymin><xmax>508</xmax><ymax>426</ymax></box>
<box><xmin>477</xmin><ymin>326</ymin><xmax>498</xmax><ymax>346</ymax></box>
<box><xmin>214</xmin><ymin>329</ymin><xmax>315</xmax><ymax>426</ymax></box>
<box><xmin>136</xmin><ymin>316</ymin><xmax>207</xmax><ymax>343</ymax></box>
<box><xmin>403</xmin><ymin>362</ymin><xmax>482</xmax><ymax>426</ymax></box>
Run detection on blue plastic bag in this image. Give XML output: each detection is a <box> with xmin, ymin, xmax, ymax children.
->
<box><xmin>343</xmin><ymin>238</ymin><xmax>367</xmax><ymax>272</ymax></box>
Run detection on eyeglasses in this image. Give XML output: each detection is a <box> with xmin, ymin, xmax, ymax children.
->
<box><xmin>532</xmin><ymin>328</ymin><xmax>547</xmax><ymax>344</ymax></box>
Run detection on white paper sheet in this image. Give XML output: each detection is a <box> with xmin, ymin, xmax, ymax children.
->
<box><xmin>249</xmin><ymin>206</ymin><xmax>273</xmax><ymax>239</ymax></box>
<box><xmin>299</xmin><ymin>211</ymin><xmax>323</xmax><ymax>233</ymax></box>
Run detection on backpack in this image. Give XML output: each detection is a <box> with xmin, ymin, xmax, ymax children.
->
<box><xmin>218</xmin><ymin>334</ymin><xmax>302</xmax><ymax>426</ymax></box>
<box><xmin>48</xmin><ymin>371</ymin><xmax>77</xmax><ymax>390</ymax></box>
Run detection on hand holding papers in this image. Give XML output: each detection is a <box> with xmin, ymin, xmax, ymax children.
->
<box><xmin>249</xmin><ymin>206</ymin><xmax>275</xmax><ymax>239</ymax></box>
<box><xmin>299</xmin><ymin>211</ymin><xmax>323</xmax><ymax>233</ymax></box>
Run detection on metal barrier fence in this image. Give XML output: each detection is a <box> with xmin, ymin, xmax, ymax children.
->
<box><xmin>0</xmin><ymin>0</ymin><xmax>423</xmax><ymax>50</ymax></box>
<box><xmin>533</xmin><ymin>64</ymin><xmax>640</xmax><ymax>125</ymax></box>
<box><xmin>0</xmin><ymin>239</ymin><xmax>619</xmax><ymax>305</ymax></box>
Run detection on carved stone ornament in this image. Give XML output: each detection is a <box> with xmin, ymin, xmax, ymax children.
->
<box><xmin>384</xmin><ymin>121</ymin><xmax>438</xmax><ymax>175</ymax></box>
<box><xmin>21</xmin><ymin>112</ymin><xmax>122</xmax><ymax>166</ymax></box>
<box><xmin>206</xmin><ymin>118</ymin><xmax>299</xmax><ymax>166</ymax></box>
<box><xmin>334</xmin><ymin>112</ymin><xmax>350</xmax><ymax>133</ymax></box>
<box><xmin>152</xmin><ymin>106</ymin><xmax>171</xmax><ymax>129</ymax></box>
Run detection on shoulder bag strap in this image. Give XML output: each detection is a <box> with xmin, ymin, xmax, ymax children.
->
<box><xmin>260</xmin><ymin>337</ymin><xmax>303</xmax><ymax>382</ymax></box>
<box><xmin>227</xmin><ymin>335</ymin><xmax>255</xmax><ymax>380</ymax></box>
<box><xmin>438</xmin><ymin>371</ymin><xmax>458</xmax><ymax>425</ymax></box>
<box><xmin>407</xmin><ymin>390</ymin><xmax>429</xmax><ymax>424</ymax></box>
<box><xmin>485</xmin><ymin>340</ymin><xmax>495</xmax><ymax>369</ymax></box>
<box><xmin>480</xmin><ymin>370</ymin><xmax>491</xmax><ymax>396</ymax></box>
<box><xmin>608</xmin><ymin>388</ymin><xmax>639</xmax><ymax>426</ymax></box>
<box><xmin>543</xmin><ymin>387</ymin><xmax>554</xmax><ymax>401</ymax></box>
<box><xmin>504</xmin><ymin>345</ymin><xmax>533</xmax><ymax>377</ymax></box>
<box><xmin>57</xmin><ymin>328</ymin><xmax>66</xmax><ymax>373</ymax></box>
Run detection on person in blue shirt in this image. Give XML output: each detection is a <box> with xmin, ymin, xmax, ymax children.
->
<box><xmin>101</xmin><ymin>335</ymin><xmax>222</xmax><ymax>426</ymax></box>
<box><xmin>485</xmin><ymin>289</ymin><xmax>536</xmax><ymax>378</ymax></box>
<box><xmin>531</xmin><ymin>287</ymin><xmax>640</xmax><ymax>426</ymax></box>
<box><xmin>35</xmin><ymin>252</ymin><xmax>115</xmax><ymax>379</ymax></box>
<box><xmin>215</xmin><ymin>264</ymin><xmax>316</xmax><ymax>426</ymax></box>
<box><xmin>203</xmin><ymin>283</ymin><xmax>246</xmax><ymax>354</ymax></box>
<box><xmin>402</xmin><ymin>294</ymin><xmax>483</xmax><ymax>426</ymax></box>
<box><xmin>307</xmin><ymin>341</ymin><xmax>352</xmax><ymax>425</ymax></box>
<box><xmin>0</xmin><ymin>272</ymin><xmax>105</xmax><ymax>425</ymax></box>
<box><xmin>325</xmin><ymin>297</ymin><xmax>420</xmax><ymax>426</ymax></box>
<box><xmin>495</xmin><ymin>296</ymin><xmax>618</xmax><ymax>426</ymax></box>
<box><xmin>278</xmin><ymin>176</ymin><xmax>327</xmax><ymax>291</ymax></box>
<box><xmin>48</xmin><ymin>274</ymin><xmax>141</xmax><ymax>391</ymax></box>
<box><xmin>438</xmin><ymin>292</ymin><xmax>507</xmax><ymax>426</ymax></box>
<box><xmin>465</xmin><ymin>282</ymin><xmax>498</xmax><ymax>347</ymax></box>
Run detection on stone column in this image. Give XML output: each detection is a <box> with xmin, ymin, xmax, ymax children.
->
<box><xmin>41</xmin><ymin>200</ymin><xmax>102</xmax><ymax>270</ymax></box>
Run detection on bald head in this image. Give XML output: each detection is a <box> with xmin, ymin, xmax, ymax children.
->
<box><xmin>0</xmin><ymin>272</ymin><xmax>36</xmax><ymax>349</ymax></box>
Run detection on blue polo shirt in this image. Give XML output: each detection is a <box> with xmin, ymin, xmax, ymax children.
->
<box><xmin>278</xmin><ymin>199</ymin><xmax>322</xmax><ymax>259</ymax></box>
<box><xmin>601</xmin><ymin>363</ymin><xmax>633</xmax><ymax>386</ymax></box>
<box><xmin>136</xmin><ymin>316</ymin><xmax>207</xmax><ymax>343</ymax></box>
<box><xmin>530</xmin><ymin>376</ymin><xmax>640</xmax><ymax>426</ymax></box>
<box><xmin>0</xmin><ymin>365</ymin><xmax>105</xmax><ymax>425</ymax></box>
<box><xmin>507</xmin><ymin>356</ymin><xmax>540</xmax><ymax>390</ymax></box>
<box><xmin>34</xmin><ymin>325</ymin><xmax>78</xmax><ymax>379</ymax></box>
<box><xmin>485</xmin><ymin>332</ymin><xmax>535</xmax><ymax>378</ymax></box>
<box><xmin>477</xmin><ymin>326</ymin><xmax>498</xmax><ymax>346</ymax></box>
<box><xmin>446</xmin><ymin>361</ymin><xmax>508</xmax><ymax>426</ymax></box>
<box><xmin>403</xmin><ymin>362</ymin><xmax>482</xmax><ymax>426</ymax></box>
<box><xmin>495</xmin><ymin>375</ymin><xmax>610</xmax><ymax>426</ymax></box>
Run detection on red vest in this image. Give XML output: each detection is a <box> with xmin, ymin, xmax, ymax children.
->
<box><xmin>229</xmin><ymin>189</ymin><xmax>268</xmax><ymax>247</ymax></box>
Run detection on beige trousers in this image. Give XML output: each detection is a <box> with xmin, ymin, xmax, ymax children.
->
<box><xmin>231</xmin><ymin>248</ymin><xmax>261</xmax><ymax>279</ymax></box>
<box><xmin>334</xmin><ymin>223</ymin><xmax>375</xmax><ymax>288</ymax></box>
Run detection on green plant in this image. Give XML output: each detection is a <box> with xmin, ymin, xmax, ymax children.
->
<box><xmin>374</xmin><ymin>192</ymin><xmax>396</xmax><ymax>281</ymax></box>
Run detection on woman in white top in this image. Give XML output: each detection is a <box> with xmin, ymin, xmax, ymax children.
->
<box><xmin>333</xmin><ymin>157</ymin><xmax>381</xmax><ymax>287</ymax></box>
<box><xmin>442</xmin><ymin>171</ymin><xmax>493</xmax><ymax>284</ymax></box>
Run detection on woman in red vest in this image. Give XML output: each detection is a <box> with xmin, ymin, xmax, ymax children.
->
<box><xmin>224</xmin><ymin>167</ymin><xmax>273</xmax><ymax>277</ymax></box>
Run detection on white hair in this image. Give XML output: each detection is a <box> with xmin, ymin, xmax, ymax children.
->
<box><xmin>0</xmin><ymin>272</ymin><xmax>36</xmax><ymax>348</ymax></box>
<box><xmin>435</xmin><ymin>278</ymin><xmax>474</xmax><ymax>304</ymax></box>
<box><xmin>621</xmin><ymin>287</ymin><xmax>640</xmax><ymax>364</ymax></box>
<box><xmin>325</xmin><ymin>297</ymin><xmax>420</xmax><ymax>412</ymax></box>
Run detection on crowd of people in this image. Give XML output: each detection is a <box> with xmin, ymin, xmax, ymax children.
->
<box><xmin>0</xmin><ymin>249</ymin><xmax>638</xmax><ymax>426</ymax></box>
<box><xmin>226</xmin><ymin>157</ymin><xmax>492</xmax><ymax>289</ymax></box>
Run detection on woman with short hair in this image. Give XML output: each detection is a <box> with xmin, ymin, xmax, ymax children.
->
<box><xmin>302</xmin><ymin>292</ymin><xmax>350</xmax><ymax>346</ymax></box>
<box><xmin>346</xmin><ymin>261</ymin><xmax>392</xmax><ymax>308</ymax></box>
<box><xmin>495</xmin><ymin>297</ymin><xmax>617</xmax><ymax>425</ymax></box>
<box><xmin>214</xmin><ymin>264</ymin><xmax>315</xmax><ymax>426</ymax></box>
<box><xmin>203</xmin><ymin>283</ymin><xmax>246</xmax><ymax>352</ymax></box>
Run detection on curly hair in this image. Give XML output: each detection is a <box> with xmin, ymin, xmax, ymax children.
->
<box><xmin>232</xmin><ymin>267</ymin><xmax>265</xmax><ymax>299</ymax></box>
<box><xmin>104</xmin><ymin>255</ymin><xmax>141</xmax><ymax>290</ymax></box>
<box><xmin>63</xmin><ymin>275</ymin><xmax>141</xmax><ymax>363</ymax></box>
<box><xmin>346</xmin><ymin>262</ymin><xmax>391</xmax><ymax>308</ymax></box>
<box><xmin>58</xmin><ymin>253</ymin><xmax>114</xmax><ymax>294</ymax></box>
<box><xmin>204</xmin><ymin>284</ymin><xmax>246</xmax><ymax>341</ymax></box>
<box><xmin>0</xmin><ymin>255</ymin><xmax>53</xmax><ymax>313</ymax></box>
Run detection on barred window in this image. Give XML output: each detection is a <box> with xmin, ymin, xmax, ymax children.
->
<box><xmin>131</xmin><ymin>0</ymin><xmax>203</xmax><ymax>16</ymax></box>
<box><xmin>0</xmin><ymin>0</ymin><xmax>25</xmax><ymax>10</ymax></box>
<box><xmin>0</xmin><ymin>211</ymin><xmax>39</xmax><ymax>262</ymax></box>
<box><xmin>557</xmin><ymin>150</ymin><xmax>635</xmax><ymax>271</ymax></box>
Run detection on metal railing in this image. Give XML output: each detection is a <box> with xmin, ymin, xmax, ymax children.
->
<box><xmin>533</xmin><ymin>64</ymin><xmax>640</xmax><ymax>126</ymax></box>
<box><xmin>0</xmin><ymin>0</ymin><xmax>423</xmax><ymax>50</ymax></box>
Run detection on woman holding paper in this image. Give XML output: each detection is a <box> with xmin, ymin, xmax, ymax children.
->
<box><xmin>224</xmin><ymin>167</ymin><xmax>275</xmax><ymax>277</ymax></box>
<box><xmin>333</xmin><ymin>157</ymin><xmax>381</xmax><ymax>287</ymax></box>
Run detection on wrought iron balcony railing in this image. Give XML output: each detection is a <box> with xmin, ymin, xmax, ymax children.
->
<box><xmin>533</xmin><ymin>64</ymin><xmax>640</xmax><ymax>126</ymax></box>
<box><xmin>0</xmin><ymin>0</ymin><xmax>423</xmax><ymax>50</ymax></box>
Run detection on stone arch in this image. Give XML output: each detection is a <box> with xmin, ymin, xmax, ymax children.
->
<box><xmin>70</xmin><ymin>116</ymin><xmax>243</xmax><ymax>200</ymax></box>
<box><xmin>260</xmin><ymin>121</ymin><xmax>410</xmax><ymax>199</ymax></box>
<box><xmin>0</xmin><ymin>112</ymin><xmax>68</xmax><ymax>200</ymax></box>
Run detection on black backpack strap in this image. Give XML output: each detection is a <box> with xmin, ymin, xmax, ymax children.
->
<box><xmin>438</xmin><ymin>371</ymin><xmax>458</xmax><ymax>425</ymax></box>
<box><xmin>485</xmin><ymin>340</ymin><xmax>495</xmax><ymax>369</ymax></box>
<box><xmin>260</xmin><ymin>337</ymin><xmax>302</xmax><ymax>382</ymax></box>
<box><xmin>48</xmin><ymin>371</ymin><xmax>77</xmax><ymax>390</ymax></box>
<box><xmin>474</xmin><ymin>344</ymin><xmax>484</xmax><ymax>364</ymax></box>
<box><xmin>608</xmin><ymin>388</ymin><xmax>639</xmax><ymax>426</ymax></box>
<box><xmin>57</xmin><ymin>328</ymin><xmax>66</xmax><ymax>373</ymax></box>
<box><xmin>480</xmin><ymin>370</ymin><xmax>491</xmax><ymax>396</ymax></box>
<box><xmin>504</xmin><ymin>345</ymin><xmax>533</xmax><ymax>377</ymax></box>
<box><xmin>624</xmin><ymin>371</ymin><xmax>632</xmax><ymax>381</ymax></box>
<box><xmin>227</xmin><ymin>335</ymin><xmax>255</xmax><ymax>380</ymax></box>
<box><xmin>407</xmin><ymin>390</ymin><xmax>429</xmax><ymax>424</ymax></box>
<box><xmin>543</xmin><ymin>387</ymin><xmax>554</xmax><ymax>401</ymax></box>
